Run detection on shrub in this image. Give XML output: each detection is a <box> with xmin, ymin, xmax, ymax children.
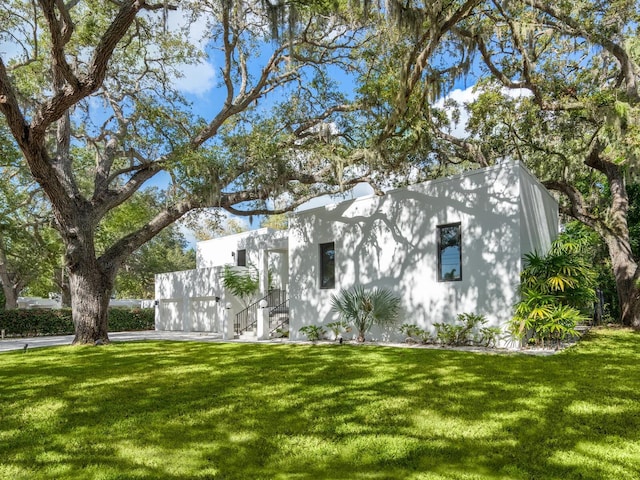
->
<box><xmin>509</xmin><ymin>226</ymin><xmax>596</xmax><ymax>348</ymax></box>
<box><xmin>399</xmin><ymin>323</ymin><xmax>421</xmax><ymax>338</ymax></box>
<box><xmin>0</xmin><ymin>308</ymin><xmax>155</xmax><ymax>337</ymax></box>
<box><xmin>433</xmin><ymin>313</ymin><xmax>499</xmax><ymax>347</ymax></box>
<box><xmin>326</xmin><ymin>320</ymin><xmax>349</xmax><ymax>340</ymax></box>
<box><xmin>298</xmin><ymin>325</ymin><xmax>326</xmax><ymax>342</ymax></box>
<box><xmin>478</xmin><ymin>326</ymin><xmax>502</xmax><ymax>348</ymax></box>
<box><xmin>330</xmin><ymin>286</ymin><xmax>401</xmax><ymax>342</ymax></box>
<box><xmin>398</xmin><ymin>323</ymin><xmax>433</xmax><ymax>344</ymax></box>
<box><xmin>107</xmin><ymin>308</ymin><xmax>156</xmax><ymax>332</ymax></box>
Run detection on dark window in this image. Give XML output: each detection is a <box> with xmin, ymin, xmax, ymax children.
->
<box><xmin>437</xmin><ymin>223</ymin><xmax>462</xmax><ymax>282</ymax></box>
<box><xmin>319</xmin><ymin>242</ymin><xmax>335</xmax><ymax>289</ymax></box>
<box><xmin>237</xmin><ymin>249</ymin><xmax>246</xmax><ymax>267</ymax></box>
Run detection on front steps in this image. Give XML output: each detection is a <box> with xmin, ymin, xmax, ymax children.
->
<box><xmin>238</xmin><ymin>329</ymin><xmax>257</xmax><ymax>341</ymax></box>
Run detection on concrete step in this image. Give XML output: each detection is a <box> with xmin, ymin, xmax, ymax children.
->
<box><xmin>238</xmin><ymin>330</ymin><xmax>256</xmax><ymax>341</ymax></box>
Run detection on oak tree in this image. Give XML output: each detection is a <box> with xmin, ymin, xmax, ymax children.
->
<box><xmin>0</xmin><ymin>0</ymin><xmax>375</xmax><ymax>343</ymax></box>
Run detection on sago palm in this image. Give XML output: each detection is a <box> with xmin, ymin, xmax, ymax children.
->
<box><xmin>330</xmin><ymin>286</ymin><xmax>401</xmax><ymax>342</ymax></box>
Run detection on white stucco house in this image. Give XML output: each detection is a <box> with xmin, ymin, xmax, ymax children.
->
<box><xmin>155</xmin><ymin>161</ymin><xmax>558</xmax><ymax>346</ymax></box>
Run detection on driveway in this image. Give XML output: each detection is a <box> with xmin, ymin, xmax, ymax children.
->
<box><xmin>0</xmin><ymin>331</ymin><xmax>224</xmax><ymax>352</ymax></box>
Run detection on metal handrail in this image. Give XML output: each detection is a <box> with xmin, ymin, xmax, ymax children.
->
<box><xmin>234</xmin><ymin>288</ymin><xmax>287</xmax><ymax>335</ymax></box>
<box><xmin>269</xmin><ymin>298</ymin><xmax>289</xmax><ymax>337</ymax></box>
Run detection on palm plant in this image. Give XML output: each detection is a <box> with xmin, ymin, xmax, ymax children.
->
<box><xmin>330</xmin><ymin>286</ymin><xmax>401</xmax><ymax>342</ymax></box>
<box><xmin>222</xmin><ymin>265</ymin><xmax>259</xmax><ymax>309</ymax></box>
<box><xmin>510</xmin><ymin>224</ymin><xmax>597</xmax><ymax>346</ymax></box>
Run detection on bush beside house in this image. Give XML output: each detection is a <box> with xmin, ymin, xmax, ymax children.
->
<box><xmin>0</xmin><ymin>308</ymin><xmax>154</xmax><ymax>337</ymax></box>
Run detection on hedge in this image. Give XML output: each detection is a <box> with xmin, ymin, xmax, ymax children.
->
<box><xmin>0</xmin><ymin>308</ymin><xmax>155</xmax><ymax>337</ymax></box>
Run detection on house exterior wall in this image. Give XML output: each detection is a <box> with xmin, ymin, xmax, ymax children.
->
<box><xmin>155</xmin><ymin>267</ymin><xmax>227</xmax><ymax>332</ymax></box>
<box><xmin>197</xmin><ymin>229</ymin><xmax>266</xmax><ymax>268</ymax></box>
<box><xmin>156</xmin><ymin>229</ymin><xmax>289</xmax><ymax>333</ymax></box>
<box><xmin>155</xmin><ymin>162</ymin><xmax>558</xmax><ymax>345</ymax></box>
<box><xmin>518</xmin><ymin>166</ymin><xmax>559</xmax><ymax>256</ymax></box>
<box><xmin>196</xmin><ymin>228</ymin><xmax>289</xmax><ymax>289</ymax></box>
<box><xmin>287</xmin><ymin>162</ymin><xmax>555</xmax><ymax>343</ymax></box>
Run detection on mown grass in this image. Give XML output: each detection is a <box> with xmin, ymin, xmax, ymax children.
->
<box><xmin>1</xmin><ymin>328</ymin><xmax>639</xmax><ymax>480</ymax></box>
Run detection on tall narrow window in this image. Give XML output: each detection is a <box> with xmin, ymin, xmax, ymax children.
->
<box><xmin>236</xmin><ymin>249</ymin><xmax>246</xmax><ymax>267</ymax></box>
<box><xmin>319</xmin><ymin>242</ymin><xmax>335</xmax><ymax>289</ymax></box>
<box><xmin>437</xmin><ymin>223</ymin><xmax>462</xmax><ymax>282</ymax></box>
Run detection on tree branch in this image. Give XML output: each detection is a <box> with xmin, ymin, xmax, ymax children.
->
<box><xmin>527</xmin><ymin>0</ymin><xmax>639</xmax><ymax>103</ymax></box>
<box><xmin>99</xmin><ymin>196</ymin><xmax>200</xmax><ymax>273</ymax></box>
<box><xmin>30</xmin><ymin>0</ymin><xmax>145</xmax><ymax>138</ymax></box>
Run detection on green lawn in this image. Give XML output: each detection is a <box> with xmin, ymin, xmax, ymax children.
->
<box><xmin>1</xmin><ymin>329</ymin><xmax>639</xmax><ymax>480</ymax></box>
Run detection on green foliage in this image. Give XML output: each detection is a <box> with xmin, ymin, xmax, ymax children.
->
<box><xmin>628</xmin><ymin>183</ymin><xmax>640</xmax><ymax>260</ymax></box>
<box><xmin>0</xmin><ymin>308</ymin><xmax>154</xmax><ymax>337</ymax></box>
<box><xmin>298</xmin><ymin>324</ymin><xmax>326</xmax><ymax>342</ymax></box>
<box><xmin>330</xmin><ymin>286</ymin><xmax>401</xmax><ymax>342</ymax></box>
<box><xmin>398</xmin><ymin>323</ymin><xmax>421</xmax><ymax>338</ymax></box>
<box><xmin>326</xmin><ymin>320</ymin><xmax>349</xmax><ymax>340</ymax></box>
<box><xmin>398</xmin><ymin>323</ymin><xmax>433</xmax><ymax>344</ymax></box>
<box><xmin>274</xmin><ymin>328</ymin><xmax>289</xmax><ymax>338</ymax></box>
<box><xmin>106</xmin><ymin>308</ymin><xmax>156</xmax><ymax>332</ymax></box>
<box><xmin>222</xmin><ymin>266</ymin><xmax>260</xmax><ymax>307</ymax></box>
<box><xmin>433</xmin><ymin>313</ymin><xmax>500</xmax><ymax>347</ymax></box>
<box><xmin>0</xmin><ymin>126</ymin><xmax>62</xmax><ymax>301</ymax></box>
<box><xmin>510</xmin><ymin>226</ymin><xmax>597</xmax><ymax>347</ymax></box>
<box><xmin>114</xmin><ymin>226</ymin><xmax>195</xmax><ymax>299</ymax></box>
<box><xmin>1</xmin><ymin>329</ymin><xmax>639</xmax><ymax>479</ymax></box>
<box><xmin>259</xmin><ymin>213</ymin><xmax>289</xmax><ymax>230</ymax></box>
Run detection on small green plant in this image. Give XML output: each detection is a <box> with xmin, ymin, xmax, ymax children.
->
<box><xmin>416</xmin><ymin>329</ymin><xmax>434</xmax><ymax>344</ymax></box>
<box><xmin>326</xmin><ymin>320</ymin><xmax>349</xmax><ymax>340</ymax></box>
<box><xmin>222</xmin><ymin>265</ymin><xmax>259</xmax><ymax>308</ymax></box>
<box><xmin>299</xmin><ymin>325</ymin><xmax>326</xmax><ymax>342</ymax></box>
<box><xmin>478</xmin><ymin>326</ymin><xmax>502</xmax><ymax>348</ymax></box>
<box><xmin>399</xmin><ymin>323</ymin><xmax>421</xmax><ymax>338</ymax></box>
<box><xmin>434</xmin><ymin>313</ymin><xmax>496</xmax><ymax>346</ymax></box>
<box><xmin>273</xmin><ymin>328</ymin><xmax>289</xmax><ymax>338</ymax></box>
<box><xmin>398</xmin><ymin>323</ymin><xmax>433</xmax><ymax>344</ymax></box>
<box><xmin>330</xmin><ymin>286</ymin><xmax>401</xmax><ymax>342</ymax></box>
<box><xmin>433</xmin><ymin>322</ymin><xmax>464</xmax><ymax>345</ymax></box>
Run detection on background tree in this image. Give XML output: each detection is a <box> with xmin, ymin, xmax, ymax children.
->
<box><xmin>260</xmin><ymin>213</ymin><xmax>288</xmax><ymax>230</ymax></box>
<box><xmin>353</xmin><ymin>0</ymin><xmax>484</xmax><ymax>184</ymax></box>
<box><xmin>115</xmin><ymin>226</ymin><xmax>195</xmax><ymax>298</ymax></box>
<box><xmin>454</xmin><ymin>0</ymin><xmax>640</xmax><ymax>327</ymax></box>
<box><xmin>0</xmin><ymin>0</ymin><xmax>380</xmax><ymax>344</ymax></box>
<box><xmin>0</xmin><ymin>124</ymin><xmax>61</xmax><ymax>308</ymax></box>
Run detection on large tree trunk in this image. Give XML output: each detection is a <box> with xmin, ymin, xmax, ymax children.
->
<box><xmin>0</xmin><ymin>247</ymin><xmax>21</xmax><ymax>310</ymax></box>
<box><xmin>69</xmin><ymin>265</ymin><xmax>113</xmax><ymax>345</ymax></box>
<box><xmin>604</xmin><ymin>234</ymin><xmax>640</xmax><ymax>328</ymax></box>
<box><xmin>0</xmin><ymin>281</ymin><xmax>18</xmax><ymax>310</ymax></box>
<box><xmin>585</xmin><ymin>147</ymin><xmax>640</xmax><ymax>328</ymax></box>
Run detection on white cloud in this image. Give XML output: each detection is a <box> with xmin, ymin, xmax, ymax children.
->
<box><xmin>163</xmin><ymin>6</ymin><xmax>217</xmax><ymax>96</ymax></box>
<box><xmin>173</xmin><ymin>61</ymin><xmax>216</xmax><ymax>96</ymax></box>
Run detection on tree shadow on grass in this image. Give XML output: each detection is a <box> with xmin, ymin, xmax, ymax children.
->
<box><xmin>0</xmin><ymin>330</ymin><xmax>639</xmax><ymax>479</ymax></box>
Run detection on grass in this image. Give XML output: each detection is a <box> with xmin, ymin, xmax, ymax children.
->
<box><xmin>1</xmin><ymin>328</ymin><xmax>639</xmax><ymax>480</ymax></box>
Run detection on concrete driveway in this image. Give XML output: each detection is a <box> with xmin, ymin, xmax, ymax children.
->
<box><xmin>0</xmin><ymin>331</ymin><xmax>224</xmax><ymax>352</ymax></box>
